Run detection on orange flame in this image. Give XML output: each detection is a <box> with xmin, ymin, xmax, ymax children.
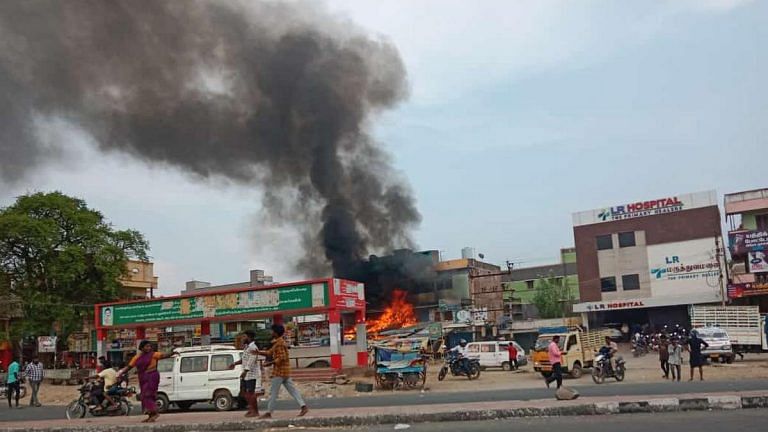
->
<box><xmin>367</xmin><ymin>289</ymin><xmax>417</xmax><ymax>334</ymax></box>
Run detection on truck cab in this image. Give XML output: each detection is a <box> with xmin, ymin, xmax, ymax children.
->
<box><xmin>532</xmin><ymin>328</ymin><xmax>605</xmax><ymax>379</ymax></box>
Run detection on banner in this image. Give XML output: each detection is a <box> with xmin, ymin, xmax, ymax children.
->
<box><xmin>728</xmin><ymin>282</ymin><xmax>768</xmax><ymax>299</ymax></box>
<box><xmin>730</xmin><ymin>230</ymin><xmax>768</xmax><ymax>256</ymax></box>
<box><xmin>38</xmin><ymin>336</ymin><xmax>57</xmax><ymax>353</ymax></box>
<box><xmin>748</xmin><ymin>251</ymin><xmax>768</xmax><ymax>273</ymax></box>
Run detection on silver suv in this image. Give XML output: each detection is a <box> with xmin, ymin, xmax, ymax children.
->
<box><xmin>696</xmin><ymin>327</ymin><xmax>734</xmax><ymax>364</ymax></box>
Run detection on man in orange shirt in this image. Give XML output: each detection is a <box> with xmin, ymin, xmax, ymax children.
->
<box><xmin>258</xmin><ymin>324</ymin><xmax>309</xmax><ymax>419</ymax></box>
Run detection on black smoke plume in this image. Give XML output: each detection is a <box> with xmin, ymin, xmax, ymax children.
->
<box><xmin>0</xmin><ymin>0</ymin><xmax>420</xmax><ymax>276</ymax></box>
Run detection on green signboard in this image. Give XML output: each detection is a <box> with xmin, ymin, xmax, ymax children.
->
<box><xmin>100</xmin><ymin>282</ymin><xmax>328</xmax><ymax>327</ymax></box>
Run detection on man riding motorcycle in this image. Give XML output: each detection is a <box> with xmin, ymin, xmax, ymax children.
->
<box><xmin>600</xmin><ymin>336</ymin><xmax>618</xmax><ymax>372</ymax></box>
<box><xmin>449</xmin><ymin>339</ymin><xmax>471</xmax><ymax>376</ymax></box>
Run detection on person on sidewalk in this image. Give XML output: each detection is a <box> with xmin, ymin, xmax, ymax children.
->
<box><xmin>687</xmin><ymin>330</ymin><xmax>709</xmax><ymax>381</ymax></box>
<box><xmin>668</xmin><ymin>338</ymin><xmax>683</xmax><ymax>381</ymax></box>
<box><xmin>258</xmin><ymin>324</ymin><xmax>309</xmax><ymax>419</ymax></box>
<box><xmin>24</xmin><ymin>356</ymin><xmax>44</xmax><ymax>407</ymax></box>
<box><xmin>5</xmin><ymin>357</ymin><xmax>21</xmax><ymax>408</ymax></box>
<box><xmin>544</xmin><ymin>335</ymin><xmax>563</xmax><ymax>389</ymax></box>
<box><xmin>229</xmin><ymin>330</ymin><xmax>264</xmax><ymax>417</ymax></box>
<box><xmin>118</xmin><ymin>341</ymin><xmax>178</xmax><ymax>423</ymax></box>
<box><xmin>506</xmin><ymin>342</ymin><xmax>518</xmax><ymax>371</ymax></box>
<box><xmin>659</xmin><ymin>335</ymin><xmax>670</xmax><ymax>379</ymax></box>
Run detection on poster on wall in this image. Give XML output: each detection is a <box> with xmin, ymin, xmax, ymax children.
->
<box><xmin>646</xmin><ymin>238</ymin><xmax>723</xmax><ymax>302</ymax></box>
<box><xmin>729</xmin><ymin>230</ymin><xmax>768</xmax><ymax>256</ymax></box>
<box><xmin>748</xmin><ymin>251</ymin><xmax>768</xmax><ymax>273</ymax></box>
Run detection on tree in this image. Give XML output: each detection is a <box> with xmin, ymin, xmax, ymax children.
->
<box><xmin>0</xmin><ymin>192</ymin><xmax>149</xmax><ymax>340</ymax></box>
<box><xmin>531</xmin><ymin>275</ymin><xmax>574</xmax><ymax>319</ymax></box>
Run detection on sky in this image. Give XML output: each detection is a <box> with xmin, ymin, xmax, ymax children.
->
<box><xmin>1</xmin><ymin>0</ymin><xmax>766</xmax><ymax>295</ymax></box>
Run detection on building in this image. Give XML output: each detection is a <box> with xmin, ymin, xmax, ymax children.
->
<box><xmin>725</xmin><ymin>187</ymin><xmax>768</xmax><ymax>310</ymax></box>
<box><xmin>120</xmin><ymin>260</ymin><xmax>158</xmax><ymax>299</ymax></box>
<box><xmin>571</xmin><ymin>190</ymin><xmax>724</xmax><ymax>329</ymax></box>
<box><xmin>181</xmin><ymin>269</ymin><xmax>275</xmax><ymax>295</ymax></box>
<box><xmin>502</xmin><ymin>248</ymin><xmax>580</xmax><ymax>321</ymax></box>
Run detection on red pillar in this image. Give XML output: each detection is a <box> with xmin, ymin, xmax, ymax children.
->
<box><xmin>328</xmin><ymin>309</ymin><xmax>342</xmax><ymax>370</ymax></box>
<box><xmin>355</xmin><ymin>310</ymin><xmax>368</xmax><ymax>367</ymax></box>
<box><xmin>273</xmin><ymin>314</ymin><xmax>284</xmax><ymax>326</ymax></box>
<box><xmin>135</xmin><ymin>327</ymin><xmax>146</xmax><ymax>340</ymax></box>
<box><xmin>200</xmin><ymin>321</ymin><xmax>210</xmax><ymax>335</ymax></box>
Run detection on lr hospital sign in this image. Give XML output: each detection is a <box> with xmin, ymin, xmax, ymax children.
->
<box><xmin>573</xmin><ymin>190</ymin><xmax>717</xmax><ymax>226</ymax></box>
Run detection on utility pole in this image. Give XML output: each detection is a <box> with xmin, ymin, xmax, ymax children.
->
<box><xmin>715</xmin><ymin>234</ymin><xmax>726</xmax><ymax>306</ymax></box>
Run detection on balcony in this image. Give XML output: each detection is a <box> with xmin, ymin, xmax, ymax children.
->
<box><xmin>725</xmin><ymin>188</ymin><xmax>768</xmax><ymax>215</ymax></box>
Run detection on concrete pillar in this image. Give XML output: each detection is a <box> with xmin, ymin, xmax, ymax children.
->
<box><xmin>355</xmin><ymin>310</ymin><xmax>368</xmax><ymax>367</ymax></box>
<box><xmin>328</xmin><ymin>310</ymin><xmax>342</xmax><ymax>370</ymax></box>
<box><xmin>96</xmin><ymin>329</ymin><xmax>108</xmax><ymax>363</ymax></box>
<box><xmin>200</xmin><ymin>321</ymin><xmax>211</xmax><ymax>346</ymax></box>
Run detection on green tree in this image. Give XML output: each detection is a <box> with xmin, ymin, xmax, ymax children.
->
<box><xmin>531</xmin><ymin>275</ymin><xmax>574</xmax><ymax>319</ymax></box>
<box><xmin>0</xmin><ymin>192</ymin><xmax>149</xmax><ymax>340</ymax></box>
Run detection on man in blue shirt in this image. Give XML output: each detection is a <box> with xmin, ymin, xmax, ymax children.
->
<box><xmin>6</xmin><ymin>358</ymin><xmax>21</xmax><ymax>408</ymax></box>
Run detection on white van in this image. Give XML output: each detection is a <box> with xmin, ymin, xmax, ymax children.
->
<box><xmin>466</xmin><ymin>341</ymin><xmax>527</xmax><ymax>371</ymax></box>
<box><xmin>155</xmin><ymin>345</ymin><xmax>245</xmax><ymax>412</ymax></box>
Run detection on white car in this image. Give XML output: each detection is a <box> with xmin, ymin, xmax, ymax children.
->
<box><xmin>155</xmin><ymin>345</ymin><xmax>244</xmax><ymax>412</ymax></box>
<box><xmin>466</xmin><ymin>341</ymin><xmax>527</xmax><ymax>371</ymax></box>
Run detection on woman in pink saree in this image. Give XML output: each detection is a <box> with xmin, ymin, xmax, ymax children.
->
<box><xmin>118</xmin><ymin>341</ymin><xmax>176</xmax><ymax>422</ymax></box>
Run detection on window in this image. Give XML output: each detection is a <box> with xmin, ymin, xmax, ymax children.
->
<box><xmin>600</xmin><ymin>277</ymin><xmax>617</xmax><ymax>292</ymax></box>
<box><xmin>618</xmin><ymin>232</ymin><xmax>636</xmax><ymax>248</ymax></box>
<box><xmin>157</xmin><ymin>358</ymin><xmax>174</xmax><ymax>373</ymax></box>
<box><xmin>211</xmin><ymin>354</ymin><xmax>234</xmax><ymax>372</ymax></box>
<box><xmin>467</xmin><ymin>344</ymin><xmax>480</xmax><ymax>353</ymax></box>
<box><xmin>757</xmin><ymin>214</ymin><xmax>768</xmax><ymax>231</ymax></box>
<box><xmin>622</xmin><ymin>274</ymin><xmax>640</xmax><ymax>290</ymax></box>
<box><xmin>180</xmin><ymin>356</ymin><xmax>209</xmax><ymax>373</ymax></box>
<box><xmin>566</xmin><ymin>335</ymin><xmax>577</xmax><ymax>352</ymax></box>
<box><xmin>526</xmin><ymin>280</ymin><xmax>535</xmax><ymax>291</ymax></box>
<box><xmin>596</xmin><ymin>235</ymin><xmax>613</xmax><ymax>250</ymax></box>
<box><xmin>480</xmin><ymin>344</ymin><xmax>496</xmax><ymax>353</ymax></box>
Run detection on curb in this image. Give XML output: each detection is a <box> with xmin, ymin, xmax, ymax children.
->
<box><xmin>4</xmin><ymin>395</ymin><xmax>768</xmax><ymax>432</ymax></box>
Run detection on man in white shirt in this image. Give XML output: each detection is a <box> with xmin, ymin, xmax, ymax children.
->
<box><xmin>449</xmin><ymin>339</ymin><xmax>471</xmax><ymax>376</ymax></box>
<box><xmin>230</xmin><ymin>330</ymin><xmax>262</xmax><ymax>417</ymax></box>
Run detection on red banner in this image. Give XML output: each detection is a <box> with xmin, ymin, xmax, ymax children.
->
<box><xmin>728</xmin><ymin>282</ymin><xmax>768</xmax><ymax>299</ymax></box>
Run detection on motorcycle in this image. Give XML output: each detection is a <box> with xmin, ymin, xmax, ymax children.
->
<box><xmin>65</xmin><ymin>381</ymin><xmax>135</xmax><ymax>419</ymax></box>
<box><xmin>631</xmin><ymin>336</ymin><xmax>648</xmax><ymax>357</ymax></box>
<box><xmin>438</xmin><ymin>351</ymin><xmax>481</xmax><ymax>381</ymax></box>
<box><xmin>0</xmin><ymin>382</ymin><xmax>27</xmax><ymax>399</ymax></box>
<box><xmin>592</xmin><ymin>353</ymin><xmax>625</xmax><ymax>384</ymax></box>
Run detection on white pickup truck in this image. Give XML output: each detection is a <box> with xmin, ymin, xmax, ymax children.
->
<box><xmin>690</xmin><ymin>305</ymin><xmax>768</xmax><ymax>356</ymax></box>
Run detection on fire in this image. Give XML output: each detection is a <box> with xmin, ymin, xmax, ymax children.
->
<box><xmin>367</xmin><ymin>289</ymin><xmax>417</xmax><ymax>334</ymax></box>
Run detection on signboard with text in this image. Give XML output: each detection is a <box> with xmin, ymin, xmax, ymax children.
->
<box><xmin>331</xmin><ymin>279</ymin><xmax>366</xmax><ymax>310</ymax></box>
<box><xmin>99</xmin><ymin>281</ymin><xmax>330</xmax><ymax>327</ymax></box>
<box><xmin>728</xmin><ymin>282</ymin><xmax>768</xmax><ymax>299</ymax></box>
<box><xmin>748</xmin><ymin>251</ymin><xmax>768</xmax><ymax>273</ymax></box>
<box><xmin>573</xmin><ymin>190</ymin><xmax>717</xmax><ymax>226</ymax></box>
<box><xmin>647</xmin><ymin>238</ymin><xmax>724</xmax><ymax>299</ymax></box>
<box><xmin>729</xmin><ymin>230</ymin><xmax>768</xmax><ymax>256</ymax></box>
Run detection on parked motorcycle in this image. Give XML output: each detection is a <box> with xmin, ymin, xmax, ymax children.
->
<box><xmin>592</xmin><ymin>352</ymin><xmax>625</xmax><ymax>384</ymax></box>
<box><xmin>631</xmin><ymin>336</ymin><xmax>648</xmax><ymax>357</ymax></box>
<box><xmin>0</xmin><ymin>382</ymin><xmax>27</xmax><ymax>399</ymax></box>
<box><xmin>65</xmin><ymin>381</ymin><xmax>134</xmax><ymax>419</ymax></box>
<box><xmin>438</xmin><ymin>351</ymin><xmax>481</xmax><ymax>381</ymax></box>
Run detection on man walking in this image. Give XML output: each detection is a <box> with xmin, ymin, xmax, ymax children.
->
<box><xmin>659</xmin><ymin>335</ymin><xmax>670</xmax><ymax>379</ymax></box>
<box><xmin>24</xmin><ymin>356</ymin><xmax>44</xmax><ymax>407</ymax></box>
<box><xmin>668</xmin><ymin>338</ymin><xmax>683</xmax><ymax>381</ymax></box>
<box><xmin>544</xmin><ymin>335</ymin><xmax>563</xmax><ymax>389</ymax></box>
<box><xmin>688</xmin><ymin>330</ymin><xmax>709</xmax><ymax>381</ymax></box>
<box><xmin>506</xmin><ymin>342</ymin><xmax>518</xmax><ymax>371</ymax></box>
<box><xmin>5</xmin><ymin>357</ymin><xmax>21</xmax><ymax>408</ymax></box>
<box><xmin>259</xmin><ymin>324</ymin><xmax>308</xmax><ymax>419</ymax></box>
<box><xmin>230</xmin><ymin>330</ymin><xmax>263</xmax><ymax>417</ymax></box>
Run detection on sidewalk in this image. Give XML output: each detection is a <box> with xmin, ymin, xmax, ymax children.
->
<box><xmin>3</xmin><ymin>390</ymin><xmax>767</xmax><ymax>432</ymax></box>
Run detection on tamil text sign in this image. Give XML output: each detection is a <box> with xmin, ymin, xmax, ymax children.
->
<box><xmin>729</xmin><ymin>230</ymin><xmax>768</xmax><ymax>256</ymax></box>
<box><xmin>99</xmin><ymin>281</ymin><xmax>330</xmax><ymax>327</ymax></box>
<box><xmin>728</xmin><ymin>282</ymin><xmax>768</xmax><ymax>299</ymax></box>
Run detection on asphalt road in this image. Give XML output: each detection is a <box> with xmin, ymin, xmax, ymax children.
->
<box><xmin>1</xmin><ymin>378</ymin><xmax>767</xmax><ymax>422</ymax></box>
<box><xmin>272</xmin><ymin>410</ymin><xmax>768</xmax><ymax>432</ymax></box>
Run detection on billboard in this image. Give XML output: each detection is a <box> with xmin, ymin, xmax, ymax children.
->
<box><xmin>99</xmin><ymin>281</ymin><xmax>329</xmax><ymax>327</ymax></box>
<box><xmin>728</xmin><ymin>282</ymin><xmax>768</xmax><ymax>298</ymax></box>
<box><xmin>646</xmin><ymin>238</ymin><xmax>724</xmax><ymax>301</ymax></box>
<box><xmin>729</xmin><ymin>230</ymin><xmax>768</xmax><ymax>256</ymax></box>
<box><xmin>748</xmin><ymin>251</ymin><xmax>768</xmax><ymax>273</ymax></box>
<box><xmin>573</xmin><ymin>190</ymin><xmax>717</xmax><ymax>226</ymax></box>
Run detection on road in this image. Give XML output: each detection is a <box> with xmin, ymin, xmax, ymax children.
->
<box><xmin>1</xmin><ymin>378</ymin><xmax>767</xmax><ymax>422</ymax></box>
<box><xmin>266</xmin><ymin>410</ymin><xmax>767</xmax><ymax>432</ymax></box>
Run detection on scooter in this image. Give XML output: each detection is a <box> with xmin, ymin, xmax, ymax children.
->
<box><xmin>438</xmin><ymin>351</ymin><xmax>481</xmax><ymax>381</ymax></box>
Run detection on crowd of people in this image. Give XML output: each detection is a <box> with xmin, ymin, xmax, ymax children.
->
<box><xmin>657</xmin><ymin>330</ymin><xmax>710</xmax><ymax>382</ymax></box>
<box><xmin>4</xmin><ymin>355</ymin><xmax>44</xmax><ymax>408</ymax></box>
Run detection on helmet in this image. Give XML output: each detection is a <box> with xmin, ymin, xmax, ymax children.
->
<box><xmin>459</xmin><ymin>339</ymin><xmax>468</xmax><ymax>346</ymax></box>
